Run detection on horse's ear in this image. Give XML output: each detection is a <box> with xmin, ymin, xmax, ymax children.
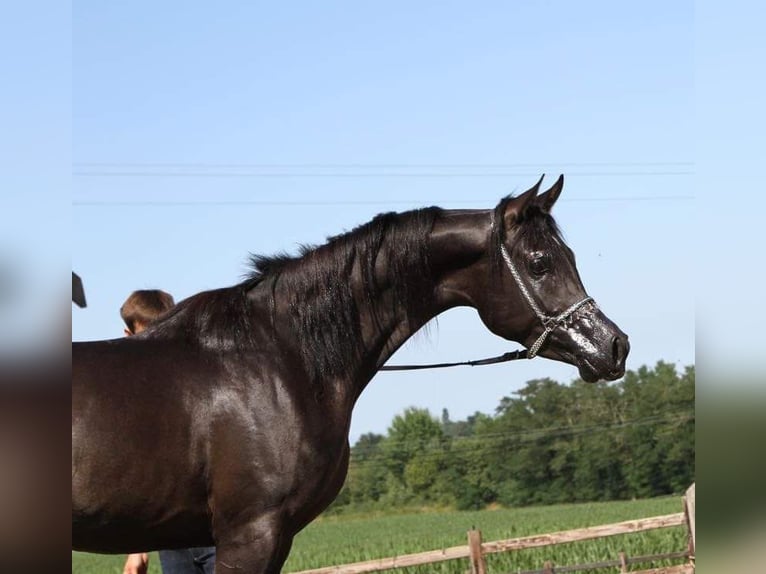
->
<box><xmin>537</xmin><ymin>174</ymin><xmax>564</xmax><ymax>214</ymax></box>
<box><xmin>504</xmin><ymin>175</ymin><xmax>544</xmax><ymax>228</ymax></box>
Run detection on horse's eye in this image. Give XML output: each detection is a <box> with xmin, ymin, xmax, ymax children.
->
<box><xmin>529</xmin><ymin>254</ymin><xmax>551</xmax><ymax>276</ymax></box>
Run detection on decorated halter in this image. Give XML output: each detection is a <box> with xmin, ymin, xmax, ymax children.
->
<box><xmin>498</xmin><ymin>242</ymin><xmax>594</xmax><ymax>359</ymax></box>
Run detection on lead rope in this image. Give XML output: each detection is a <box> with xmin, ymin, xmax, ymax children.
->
<box><xmin>378</xmin><ymin>349</ymin><xmax>528</xmax><ymax>371</ymax></box>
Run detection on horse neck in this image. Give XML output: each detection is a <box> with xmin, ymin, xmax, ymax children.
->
<box><xmin>266</xmin><ymin>209</ymin><xmax>491</xmax><ymax>403</ymax></box>
<box><xmin>356</xmin><ymin>209</ymin><xmax>491</xmax><ymax>384</ymax></box>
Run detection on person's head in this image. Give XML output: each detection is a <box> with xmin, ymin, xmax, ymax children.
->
<box><xmin>120</xmin><ymin>289</ymin><xmax>175</xmax><ymax>336</ymax></box>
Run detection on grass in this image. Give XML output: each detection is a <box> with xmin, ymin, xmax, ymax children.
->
<box><xmin>71</xmin><ymin>551</ymin><xmax>163</xmax><ymax>574</ymax></box>
<box><xmin>72</xmin><ymin>496</ymin><xmax>688</xmax><ymax>573</ymax></box>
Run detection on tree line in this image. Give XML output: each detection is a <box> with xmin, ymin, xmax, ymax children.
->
<box><xmin>329</xmin><ymin>361</ymin><xmax>694</xmax><ymax>513</ymax></box>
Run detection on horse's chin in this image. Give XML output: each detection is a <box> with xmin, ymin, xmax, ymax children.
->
<box><xmin>577</xmin><ymin>358</ymin><xmax>625</xmax><ymax>383</ymax></box>
<box><xmin>545</xmin><ymin>350</ymin><xmax>624</xmax><ymax>383</ymax></box>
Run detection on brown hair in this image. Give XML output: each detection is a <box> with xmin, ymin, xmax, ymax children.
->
<box><xmin>120</xmin><ymin>289</ymin><xmax>175</xmax><ymax>334</ymax></box>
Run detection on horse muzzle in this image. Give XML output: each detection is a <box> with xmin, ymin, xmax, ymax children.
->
<box><xmin>538</xmin><ymin>305</ymin><xmax>630</xmax><ymax>382</ymax></box>
<box><xmin>575</xmin><ymin>332</ymin><xmax>629</xmax><ymax>382</ymax></box>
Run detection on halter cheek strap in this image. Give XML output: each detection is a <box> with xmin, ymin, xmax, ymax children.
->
<box><xmin>499</xmin><ymin>243</ymin><xmax>594</xmax><ymax>359</ymax></box>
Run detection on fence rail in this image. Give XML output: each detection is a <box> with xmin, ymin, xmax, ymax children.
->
<box><xmin>508</xmin><ymin>551</ymin><xmax>692</xmax><ymax>574</ymax></box>
<box><xmin>290</xmin><ymin>484</ymin><xmax>695</xmax><ymax>574</ymax></box>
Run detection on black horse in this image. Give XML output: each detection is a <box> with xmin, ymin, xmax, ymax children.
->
<box><xmin>72</xmin><ymin>176</ymin><xmax>628</xmax><ymax>572</ymax></box>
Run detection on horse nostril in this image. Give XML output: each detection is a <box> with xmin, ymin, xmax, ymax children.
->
<box><xmin>611</xmin><ymin>335</ymin><xmax>629</xmax><ymax>365</ymax></box>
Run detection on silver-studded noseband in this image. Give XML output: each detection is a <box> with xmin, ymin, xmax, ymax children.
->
<box><xmin>498</xmin><ymin>242</ymin><xmax>594</xmax><ymax>359</ymax></box>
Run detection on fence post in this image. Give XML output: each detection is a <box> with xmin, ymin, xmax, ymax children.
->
<box><xmin>467</xmin><ymin>529</ymin><xmax>487</xmax><ymax>574</ymax></box>
<box><xmin>542</xmin><ymin>559</ymin><xmax>554</xmax><ymax>574</ymax></box>
<box><xmin>618</xmin><ymin>551</ymin><xmax>628</xmax><ymax>573</ymax></box>
<box><xmin>684</xmin><ymin>483</ymin><xmax>696</xmax><ymax>558</ymax></box>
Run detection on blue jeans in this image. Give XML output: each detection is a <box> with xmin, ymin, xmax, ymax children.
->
<box><xmin>158</xmin><ymin>547</ymin><xmax>216</xmax><ymax>574</ymax></box>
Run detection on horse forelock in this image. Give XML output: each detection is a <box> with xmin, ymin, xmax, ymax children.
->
<box><xmin>489</xmin><ymin>194</ymin><xmax>564</xmax><ymax>276</ymax></box>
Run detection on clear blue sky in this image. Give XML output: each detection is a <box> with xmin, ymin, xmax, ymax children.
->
<box><xmin>71</xmin><ymin>1</ymin><xmax>696</xmax><ymax>442</ymax></box>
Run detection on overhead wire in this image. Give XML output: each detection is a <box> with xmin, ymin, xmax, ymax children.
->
<box><xmin>72</xmin><ymin>161</ymin><xmax>694</xmax><ymax>206</ymax></box>
<box><xmin>72</xmin><ymin>196</ymin><xmax>694</xmax><ymax>207</ymax></box>
<box><xmin>346</xmin><ymin>410</ymin><xmax>694</xmax><ymax>470</ymax></box>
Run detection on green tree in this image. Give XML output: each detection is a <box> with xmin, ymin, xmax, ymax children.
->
<box><xmin>382</xmin><ymin>407</ymin><xmax>445</xmax><ymax>482</ymax></box>
<box><xmin>330</xmin><ymin>362</ymin><xmax>694</xmax><ymax>514</ymax></box>
<box><xmin>620</xmin><ymin>362</ymin><xmax>690</xmax><ymax>497</ymax></box>
<box><xmin>346</xmin><ymin>433</ymin><xmax>389</xmax><ymax>504</ymax></box>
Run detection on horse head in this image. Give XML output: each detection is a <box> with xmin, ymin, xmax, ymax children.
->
<box><xmin>474</xmin><ymin>175</ymin><xmax>629</xmax><ymax>382</ymax></box>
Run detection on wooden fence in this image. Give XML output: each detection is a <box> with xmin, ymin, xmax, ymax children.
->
<box><xmin>291</xmin><ymin>484</ymin><xmax>695</xmax><ymax>574</ymax></box>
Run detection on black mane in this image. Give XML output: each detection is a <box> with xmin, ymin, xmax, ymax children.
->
<box><xmin>248</xmin><ymin>208</ymin><xmax>442</xmax><ymax>382</ymax></box>
<box><xmin>152</xmin><ymin>207</ymin><xmax>443</xmax><ymax>384</ymax></box>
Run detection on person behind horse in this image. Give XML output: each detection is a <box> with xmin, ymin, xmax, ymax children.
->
<box><xmin>120</xmin><ymin>289</ymin><xmax>216</xmax><ymax>574</ymax></box>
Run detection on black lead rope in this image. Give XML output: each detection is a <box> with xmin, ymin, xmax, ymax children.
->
<box><xmin>379</xmin><ymin>349</ymin><xmax>529</xmax><ymax>371</ymax></box>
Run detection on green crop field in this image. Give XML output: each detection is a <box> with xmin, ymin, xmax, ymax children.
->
<box><xmin>72</xmin><ymin>496</ymin><xmax>688</xmax><ymax>573</ymax></box>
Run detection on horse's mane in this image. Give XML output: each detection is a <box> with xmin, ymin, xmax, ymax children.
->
<box><xmin>150</xmin><ymin>207</ymin><xmax>443</xmax><ymax>384</ymax></box>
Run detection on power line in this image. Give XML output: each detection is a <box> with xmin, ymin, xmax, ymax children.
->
<box><xmin>73</xmin><ymin>162</ymin><xmax>695</xmax><ymax>168</ymax></box>
<box><xmin>72</xmin><ymin>161</ymin><xmax>694</xmax><ymax>206</ymax></box>
<box><xmin>73</xmin><ymin>170</ymin><xmax>692</xmax><ymax>178</ymax></box>
<box><xmin>356</xmin><ymin>408</ymin><xmax>695</xmax><ymax>451</ymax></box>
<box><xmin>347</xmin><ymin>411</ymin><xmax>694</xmax><ymax>469</ymax></box>
<box><xmin>72</xmin><ymin>196</ymin><xmax>694</xmax><ymax>207</ymax></box>
<box><xmin>72</xmin><ymin>160</ymin><xmax>694</xmax><ymax>179</ymax></box>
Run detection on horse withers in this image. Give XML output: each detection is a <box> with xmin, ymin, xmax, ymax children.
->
<box><xmin>72</xmin><ymin>175</ymin><xmax>628</xmax><ymax>572</ymax></box>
